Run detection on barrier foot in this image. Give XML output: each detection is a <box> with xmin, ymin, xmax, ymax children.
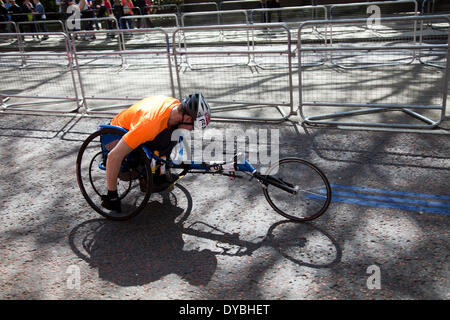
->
<box><xmin>302</xmin><ymin>107</ymin><xmax>441</xmax><ymax>129</ymax></box>
<box><xmin>1</xmin><ymin>95</ymin><xmax>10</xmax><ymax>108</ymax></box>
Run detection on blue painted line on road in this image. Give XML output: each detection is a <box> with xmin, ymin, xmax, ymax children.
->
<box><xmin>306</xmin><ymin>184</ymin><xmax>450</xmax><ymax>215</ymax></box>
<box><xmin>319</xmin><ymin>190</ymin><xmax>450</xmax><ymax>209</ymax></box>
<box><xmin>307</xmin><ymin>194</ymin><xmax>450</xmax><ymax>216</ymax></box>
<box><xmin>330</xmin><ymin>184</ymin><xmax>450</xmax><ymax>201</ymax></box>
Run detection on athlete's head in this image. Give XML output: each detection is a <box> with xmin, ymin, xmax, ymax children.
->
<box><xmin>180</xmin><ymin>92</ymin><xmax>211</xmax><ymax>129</ymax></box>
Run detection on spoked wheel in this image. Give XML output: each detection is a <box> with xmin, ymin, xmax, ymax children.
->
<box><xmin>262</xmin><ymin>158</ymin><xmax>331</xmax><ymax>222</ymax></box>
<box><xmin>76</xmin><ymin>127</ymin><xmax>153</xmax><ymax>221</ymax></box>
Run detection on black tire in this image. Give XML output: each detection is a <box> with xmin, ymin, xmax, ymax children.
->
<box><xmin>262</xmin><ymin>158</ymin><xmax>331</xmax><ymax>222</ymax></box>
<box><xmin>76</xmin><ymin>127</ymin><xmax>153</xmax><ymax>221</ymax></box>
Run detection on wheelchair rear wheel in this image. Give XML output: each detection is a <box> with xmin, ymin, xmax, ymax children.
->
<box><xmin>76</xmin><ymin>127</ymin><xmax>153</xmax><ymax>220</ymax></box>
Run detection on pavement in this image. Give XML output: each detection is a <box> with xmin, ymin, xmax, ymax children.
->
<box><xmin>0</xmin><ymin>112</ymin><xmax>448</xmax><ymax>300</ymax></box>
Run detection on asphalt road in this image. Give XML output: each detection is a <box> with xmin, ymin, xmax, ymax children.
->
<box><xmin>0</xmin><ymin>112</ymin><xmax>448</xmax><ymax>300</ymax></box>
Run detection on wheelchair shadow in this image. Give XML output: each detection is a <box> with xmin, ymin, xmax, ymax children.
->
<box><xmin>69</xmin><ymin>185</ymin><xmax>217</xmax><ymax>287</ymax></box>
<box><xmin>69</xmin><ymin>185</ymin><xmax>342</xmax><ymax>287</ymax></box>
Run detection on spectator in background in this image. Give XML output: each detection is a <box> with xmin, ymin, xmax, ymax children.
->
<box><xmin>112</xmin><ymin>0</ymin><xmax>123</xmax><ymax>28</ymax></box>
<box><xmin>8</xmin><ymin>0</ymin><xmax>23</xmax><ymax>23</ymax></box>
<box><xmin>8</xmin><ymin>0</ymin><xmax>27</xmax><ymax>39</ymax></box>
<box><xmin>104</xmin><ymin>0</ymin><xmax>112</xmax><ymax>16</ymax></box>
<box><xmin>135</xmin><ymin>0</ymin><xmax>152</xmax><ymax>28</ymax></box>
<box><xmin>22</xmin><ymin>0</ymin><xmax>37</xmax><ymax>36</ymax></box>
<box><xmin>80</xmin><ymin>0</ymin><xmax>96</xmax><ymax>40</ymax></box>
<box><xmin>87</xmin><ymin>0</ymin><xmax>100</xmax><ymax>30</ymax></box>
<box><xmin>0</xmin><ymin>0</ymin><xmax>8</xmax><ymax>33</ymax></box>
<box><xmin>259</xmin><ymin>0</ymin><xmax>266</xmax><ymax>23</ymax></box>
<box><xmin>267</xmin><ymin>0</ymin><xmax>282</xmax><ymax>23</ymax></box>
<box><xmin>32</xmin><ymin>0</ymin><xmax>48</xmax><ymax>39</ymax></box>
<box><xmin>121</xmin><ymin>0</ymin><xmax>134</xmax><ymax>30</ymax></box>
<box><xmin>3</xmin><ymin>0</ymin><xmax>11</xmax><ymax>30</ymax></box>
<box><xmin>95</xmin><ymin>0</ymin><xmax>115</xmax><ymax>34</ymax></box>
<box><xmin>59</xmin><ymin>0</ymin><xmax>68</xmax><ymax>21</ymax></box>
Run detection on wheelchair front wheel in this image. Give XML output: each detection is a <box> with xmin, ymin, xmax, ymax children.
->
<box><xmin>76</xmin><ymin>127</ymin><xmax>153</xmax><ymax>221</ymax></box>
<box><xmin>262</xmin><ymin>158</ymin><xmax>331</xmax><ymax>222</ymax></box>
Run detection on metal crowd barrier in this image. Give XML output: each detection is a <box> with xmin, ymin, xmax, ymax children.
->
<box><xmin>0</xmin><ymin>21</ymin><xmax>18</xmax><ymax>34</ymax></box>
<box><xmin>180</xmin><ymin>2</ymin><xmax>219</xmax><ymax>13</ymax></box>
<box><xmin>0</xmin><ymin>21</ymin><xmax>23</xmax><ymax>57</ymax></box>
<box><xmin>297</xmin><ymin>15</ymin><xmax>450</xmax><ymax>129</ymax></box>
<box><xmin>72</xmin><ymin>16</ymin><xmax>120</xmax><ymax>31</ymax></box>
<box><xmin>249</xmin><ymin>5</ymin><xmax>328</xmax><ymax>68</ymax></box>
<box><xmin>329</xmin><ymin>0</ymin><xmax>419</xmax><ymax>20</ymax></box>
<box><xmin>17</xmin><ymin>20</ymin><xmax>66</xmax><ymax>34</ymax></box>
<box><xmin>328</xmin><ymin>0</ymin><xmax>419</xmax><ymax>43</ymax></box>
<box><xmin>148</xmin><ymin>4</ymin><xmax>179</xmax><ymax>15</ymax></box>
<box><xmin>120</xmin><ymin>13</ymin><xmax>179</xmax><ymax>30</ymax></box>
<box><xmin>173</xmin><ymin>23</ymin><xmax>294</xmax><ymax>122</ymax></box>
<box><xmin>419</xmin><ymin>0</ymin><xmax>449</xmax><ymax>68</ymax></box>
<box><xmin>0</xmin><ymin>32</ymin><xmax>81</xmax><ymax>113</ymax></box>
<box><xmin>119</xmin><ymin>14</ymin><xmax>179</xmax><ymax>52</ymax></box>
<box><xmin>327</xmin><ymin>1</ymin><xmax>420</xmax><ymax>69</ymax></box>
<box><xmin>71</xmin><ymin>28</ymin><xmax>175</xmax><ymax>114</ymax></box>
<box><xmin>2</xmin><ymin>16</ymin><xmax>449</xmax><ymax>129</ymax></box>
<box><xmin>250</xmin><ymin>5</ymin><xmax>328</xmax><ymax>27</ymax></box>
<box><xmin>180</xmin><ymin>10</ymin><xmax>251</xmax><ymax>70</ymax></box>
<box><xmin>181</xmin><ymin>10</ymin><xmax>250</xmax><ymax>28</ymax></box>
<box><xmin>422</xmin><ymin>0</ymin><xmax>450</xmax><ymax>15</ymax></box>
<box><xmin>219</xmin><ymin>0</ymin><xmax>262</xmax><ymax>11</ymax></box>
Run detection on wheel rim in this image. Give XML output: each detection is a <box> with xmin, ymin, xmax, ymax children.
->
<box><xmin>263</xmin><ymin>158</ymin><xmax>331</xmax><ymax>221</ymax></box>
<box><xmin>76</xmin><ymin>128</ymin><xmax>152</xmax><ymax>220</ymax></box>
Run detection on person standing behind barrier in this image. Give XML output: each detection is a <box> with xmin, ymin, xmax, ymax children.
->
<box><xmin>80</xmin><ymin>0</ymin><xmax>96</xmax><ymax>40</ymax></box>
<box><xmin>120</xmin><ymin>0</ymin><xmax>133</xmax><ymax>30</ymax></box>
<box><xmin>59</xmin><ymin>0</ymin><xmax>68</xmax><ymax>20</ymax></box>
<box><xmin>87</xmin><ymin>0</ymin><xmax>100</xmax><ymax>30</ymax></box>
<box><xmin>22</xmin><ymin>0</ymin><xmax>37</xmax><ymax>37</ymax></box>
<box><xmin>0</xmin><ymin>0</ymin><xmax>8</xmax><ymax>33</ymax></box>
<box><xmin>96</xmin><ymin>0</ymin><xmax>114</xmax><ymax>36</ymax></box>
<box><xmin>32</xmin><ymin>0</ymin><xmax>48</xmax><ymax>39</ymax></box>
<box><xmin>135</xmin><ymin>0</ymin><xmax>152</xmax><ymax>28</ymax></box>
<box><xmin>267</xmin><ymin>0</ymin><xmax>282</xmax><ymax>23</ymax></box>
<box><xmin>3</xmin><ymin>0</ymin><xmax>12</xmax><ymax>31</ymax></box>
<box><xmin>8</xmin><ymin>0</ymin><xmax>27</xmax><ymax>39</ymax></box>
<box><xmin>259</xmin><ymin>0</ymin><xmax>267</xmax><ymax>23</ymax></box>
<box><xmin>3</xmin><ymin>0</ymin><xmax>10</xmax><ymax>11</ymax></box>
<box><xmin>112</xmin><ymin>0</ymin><xmax>123</xmax><ymax>28</ymax></box>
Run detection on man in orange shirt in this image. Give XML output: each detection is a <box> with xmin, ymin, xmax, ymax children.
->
<box><xmin>101</xmin><ymin>93</ymin><xmax>211</xmax><ymax>212</ymax></box>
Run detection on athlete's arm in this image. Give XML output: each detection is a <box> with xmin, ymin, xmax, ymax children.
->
<box><xmin>106</xmin><ymin>138</ymin><xmax>134</xmax><ymax>191</ymax></box>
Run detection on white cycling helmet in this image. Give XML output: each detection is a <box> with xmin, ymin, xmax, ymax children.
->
<box><xmin>181</xmin><ymin>92</ymin><xmax>211</xmax><ymax>129</ymax></box>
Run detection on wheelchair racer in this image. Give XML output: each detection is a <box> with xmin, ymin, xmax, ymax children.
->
<box><xmin>101</xmin><ymin>92</ymin><xmax>211</xmax><ymax>212</ymax></box>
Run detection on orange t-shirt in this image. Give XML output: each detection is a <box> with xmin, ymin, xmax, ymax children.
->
<box><xmin>110</xmin><ymin>96</ymin><xmax>180</xmax><ymax>149</ymax></box>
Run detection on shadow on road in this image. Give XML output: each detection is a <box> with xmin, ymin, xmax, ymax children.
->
<box><xmin>70</xmin><ymin>218</ymin><xmax>341</xmax><ymax>288</ymax></box>
<box><xmin>69</xmin><ymin>185</ymin><xmax>218</xmax><ymax>287</ymax></box>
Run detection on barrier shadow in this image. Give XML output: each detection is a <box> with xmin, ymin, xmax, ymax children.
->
<box><xmin>299</xmin><ymin>123</ymin><xmax>450</xmax><ymax>171</ymax></box>
<box><xmin>0</xmin><ymin>112</ymin><xmax>77</xmax><ymax>139</ymax></box>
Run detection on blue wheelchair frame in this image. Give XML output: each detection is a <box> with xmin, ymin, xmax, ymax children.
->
<box><xmin>99</xmin><ymin>124</ymin><xmax>257</xmax><ymax>175</ymax></box>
